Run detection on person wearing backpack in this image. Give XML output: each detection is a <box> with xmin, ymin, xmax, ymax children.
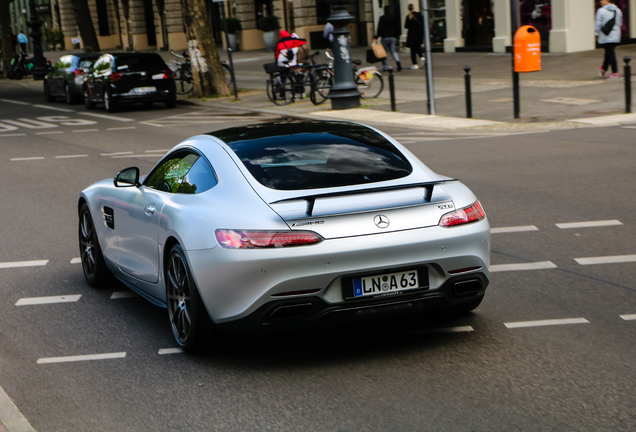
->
<box><xmin>595</xmin><ymin>0</ymin><xmax>623</xmax><ymax>78</ymax></box>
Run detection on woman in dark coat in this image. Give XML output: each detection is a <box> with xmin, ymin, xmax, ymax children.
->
<box><xmin>405</xmin><ymin>4</ymin><xmax>424</xmax><ymax>69</ymax></box>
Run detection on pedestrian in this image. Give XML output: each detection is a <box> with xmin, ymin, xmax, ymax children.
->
<box><xmin>323</xmin><ymin>21</ymin><xmax>334</xmax><ymax>43</ymax></box>
<box><xmin>17</xmin><ymin>31</ymin><xmax>28</xmax><ymax>54</ymax></box>
<box><xmin>404</xmin><ymin>4</ymin><xmax>425</xmax><ymax>69</ymax></box>
<box><xmin>595</xmin><ymin>0</ymin><xmax>623</xmax><ymax>78</ymax></box>
<box><xmin>374</xmin><ymin>6</ymin><xmax>401</xmax><ymax>72</ymax></box>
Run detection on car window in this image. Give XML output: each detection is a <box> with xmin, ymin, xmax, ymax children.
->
<box><xmin>217</xmin><ymin>125</ymin><xmax>413</xmax><ymax>191</ymax></box>
<box><xmin>78</xmin><ymin>58</ymin><xmax>97</xmax><ymax>69</ymax></box>
<box><xmin>115</xmin><ymin>55</ymin><xmax>166</xmax><ymax>72</ymax></box>
<box><xmin>177</xmin><ymin>157</ymin><xmax>217</xmax><ymax>194</ymax></box>
<box><xmin>144</xmin><ymin>152</ymin><xmax>204</xmax><ymax>194</ymax></box>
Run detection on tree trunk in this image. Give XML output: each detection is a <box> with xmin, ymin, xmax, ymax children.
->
<box><xmin>0</xmin><ymin>0</ymin><xmax>16</xmax><ymax>78</ymax></box>
<box><xmin>181</xmin><ymin>0</ymin><xmax>231</xmax><ymax>97</ymax></box>
<box><xmin>68</xmin><ymin>0</ymin><xmax>101</xmax><ymax>52</ymax></box>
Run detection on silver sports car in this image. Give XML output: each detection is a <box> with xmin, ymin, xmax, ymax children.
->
<box><xmin>79</xmin><ymin>121</ymin><xmax>490</xmax><ymax>352</ymax></box>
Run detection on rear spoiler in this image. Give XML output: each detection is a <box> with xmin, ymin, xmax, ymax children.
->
<box><xmin>270</xmin><ymin>179</ymin><xmax>458</xmax><ymax>217</ymax></box>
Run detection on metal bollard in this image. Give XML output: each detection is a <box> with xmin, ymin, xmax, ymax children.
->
<box><xmin>625</xmin><ymin>56</ymin><xmax>632</xmax><ymax>114</ymax></box>
<box><xmin>464</xmin><ymin>66</ymin><xmax>472</xmax><ymax>118</ymax></box>
<box><xmin>388</xmin><ymin>68</ymin><xmax>396</xmax><ymax>112</ymax></box>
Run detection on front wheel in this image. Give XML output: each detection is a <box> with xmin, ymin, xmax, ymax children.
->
<box><xmin>356</xmin><ymin>70</ymin><xmax>384</xmax><ymax>99</ymax></box>
<box><xmin>83</xmin><ymin>86</ymin><xmax>95</xmax><ymax>109</ymax></box>
<box><xmin>266</xmin><ymin>76</ymin><xmax>292</xmax><ymax>106</ymax></box>
<box><xmin>43</xmin><ymin>81</ymin><xmax>54</xmax><ymax>102</ymax></box>
<box><xmin>65</xmin><ymin>83</ymin><xmax>78</xmax><ymax>105</ymax></box>
<box><xmin>310</xmin><ymin>70</ymin><xmax>332</xmax><ymax>106</ymax></box>
<box><xmin>79</xmin><ymin>203</ymin><xmax>111</xmax><ymax>287</ymax></box>
<box><xmin>174</xmin><ymin>68</ymin><xmax>193</xmax><ymax>95</ymax></box>
<box><xmin>166</xmin><ymin>244</ymin><xmax>214</xmax><ymax>353</ymax></box>
<box><xmin>222</xmin><ymin>63</ymin><xmax>235</xmax><ymax>89</ymax></box>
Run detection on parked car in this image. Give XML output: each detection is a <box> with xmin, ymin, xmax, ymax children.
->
<box><xmin>83</xmin><ymin>52</ymin><xmax>176</xmax><ymax>112</ymax></box>
<box><xmin>78</xmin><ymin>121</ymin><xmax>491</xmax><ymax>352</ymax></box>
<box><xmin>43</xmin><ymin>53</ymin><xmax>100</xmax><ymax>104</ymax></box>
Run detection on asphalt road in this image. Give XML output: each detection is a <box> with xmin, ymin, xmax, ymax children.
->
<box><xmin>1</xmin><ymin>82</ymin><xmax>636</xmax><ymax>431</ymax></box>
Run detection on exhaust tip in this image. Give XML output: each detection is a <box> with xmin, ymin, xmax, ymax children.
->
<box><xmin>453</xmin><ymin>279</ymin><xmax>483</xmax><ymax>296</ymax></box>
<box><xmin>269</xmin><ymin>303</ymin><xmax>313</xmax><ymax>321</ymax></box>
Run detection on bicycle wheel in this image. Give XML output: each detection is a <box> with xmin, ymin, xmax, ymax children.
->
<box><xmin>310</xmin><ymin>69</ymin><xmax>332</xmax><ymax>106</ymax></box>
<box><xmin>174</xmin><ymin>68</ymin><xmax>193</xmax><ymax>94</ymax></box>
<box><xmin>222</xmin><ymin>63</ymin><xmax>235</xmax><ymax>89</ymax></box>
<box><xmin>266</xmin><ymin>76</ymin><xmax>293</xmax><ymax>106</ymax></box>
<box><xmin>357</xmin><ymin>71</ymin><xmax>384</xmax><ymax>99</ymax></box>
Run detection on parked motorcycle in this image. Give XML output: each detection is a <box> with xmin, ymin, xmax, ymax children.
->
<box><xmin>8</xmin><ymin>51</ymin><xmax>34</xmax><ymax>80</ymax></box>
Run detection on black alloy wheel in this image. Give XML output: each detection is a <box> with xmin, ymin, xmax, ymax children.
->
<box><xmin>78</xmin><ymin>203</ymin><xmax>110</xmax><ymax>287</ymax></box>
<box><xmin>44</xmin><ymin>81</ymin><xmax>54</xmax><ymax>102</ymax></box>
<box><xmin>83</xmin><ymin>86</ymin><xmax>95</xmax><ymax>109</ymax></box>
<box><xmin>166</xmin><ymin>244</ymin><xmax>213</xmax><ymax>352</ymax></box>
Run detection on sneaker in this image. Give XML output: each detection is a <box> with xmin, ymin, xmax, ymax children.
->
<box><xmin>397</xmin><ymin>62</ymin><xmax>402</xmax><ymax>72</ymax></box>
<box><xmin>608</xmin><ymin>73</ymin><xmax>620</xmax><ymax>79</ymax></box>
<box><xmin>420</xmin><ymin>56</ymin><xmax>426</xmax><ymax>65</ymax></box>
<box><xmin>410</xmin><ymin>64</ymin><xmax>419</xmax><ymax>70</ymax></box>
<box><xmin>599</xmin><ymin>65</ymin><xmax>605</xmax><ymax>77</ymax></box>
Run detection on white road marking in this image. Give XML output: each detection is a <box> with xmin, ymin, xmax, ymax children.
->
<box><xmin>15</xmin><ymin>295</ymin><xmax>81</xmax><ymax>306</ymax></box>
<box><xmin>70</xmin><ymin>257</ymin><xmax>81</xmax><ymax>264</ymax></box>
<box><xmin>620</xmin><ymin>314</ymin><xmax>636</xmax><ymax>321</ymax></box>
<box><xmin>107</xmin><ymin>126</ymin><xmax>136</xmax><ymax>131</ymax></box>
<box><xmin>55</xmin><ymin>154</ymin><xmax>88</xmax><ymax>159</ymax></box>
<box><xmin>490</xmin><ymin>261</ymin><xmax>557</xmax><ymax>272</ymax></box>
<box><xmin>3</xmin><ymin>119</ymin><xmax>57</xmax><ymax>129</ymax></box>
<box><xmin>10</xmin><ymin>157</ymin><xmax>45</xmax><ymax>161</ymax></box>
<box><xmin>145</xmin><ymin>149</ymin><xmax>169</xmax><ymax>153</ymax></box>
<box><xmin>0</xmin><ymin>99</ymin><xmax>30</xmax><ymax>105</ymax></box>
<box><xmin>110</xmin><ymin>291</ymin><xmax>139</xmax><ymax>299</ymax></box>
<box><xmin>504</xmin><ymin>318</ymin><xmax>589</xmax><ymax>329</ymax></box>
<box><xmin>1</xmin><ymin>134</ymin><xmax>27</xmax><ymax>137</ymax></box>
<box><xmin>101</xmin><ymin>151</ymin><xmax>133</xmax><ymax>156</ymax></box>
<box><xmin>425</xmin><ymin>326</ymin><xmax>474</xmax><ymax>334</ymax></box>
<box><xmin>623</xmin><ymin>126</ymin><xmax>636</xmax><ymax>129</ymax></box>
<box><xmin>78</xmin><ymin>112</ymin><xmax>134</xmax><ymax>122</ymax></box>
<box><xmin>0</xmin><ymin>385</ymin><xmax>36</xmax><ymax>432</ymax></box>
<box><xmin>556</xmin><ymin>220</ymin><xmax>623</xmax><ymax>229</ymax></box>
<box><xmin>37</xmin><ymin>352</ymin><xmax>127</xmax><ymax>364</ymax></box>
<box><xmin>491</xmin><ymin>225</ymin><xmax>539</xmax><ymax>234</ymax></box>
<box><xmin>575</xmin><ymin>254</ymin><xmax>636</xmax><ymax>265</ymax></box>
<box><xmin>36</xmin><ymin>131</ymin><xmax>64</xmax><ymax>135</ymax></box>
<box><xmin>73</xmin><ymin>129</ymin><xmax>99</xmax><ymax>133</ymax></box>
<box><xmin>0</xmin><ymin>260</ymin><xmax>49</xmax><ymax>269</ymax></box>
<box><xmin>32</xmin><ymin>104</ymin><xmax>75</xmax><ymax>112</ymax></box>
<box><xmin>158</xmin><ymin>348</ymin><xmax>184</xmax><ymax>355</ymax></box>
<box><xmin>112</xmin><ymin>154</ymin><xmax>163</xmax><ymax>158</ymax></box>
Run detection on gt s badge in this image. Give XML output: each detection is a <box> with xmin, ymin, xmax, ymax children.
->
<box><xmin>438</xmin><ymin>204</ymin><xmax>454</xmax><ymax>210</ymax></box>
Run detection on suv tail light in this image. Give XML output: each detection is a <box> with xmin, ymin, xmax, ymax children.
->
<box><xmin>439</xmin><ymin>201</ymin><xmax>485</xmax><ymax>227</ymax></box>
<box><xmin>163</xmin><ymin>68</ymin><xmax>173</xmax><ymax>79</ymax></box>
<box><xmin>216</xmin><ymin>230</ymin><xmax>323</xmax><ymax>249</ymax></box>
<box><xmin>72</xmin><ymin>69</ymin><xmax>84</xmax><ymax>75</ymax></box>
<box><xmin>110</xmin><ymin>72</ymin><xmax>122</xmax><ymax>82</ymax></box>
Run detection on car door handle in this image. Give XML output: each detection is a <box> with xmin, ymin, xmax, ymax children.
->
<box><xmin>144</xmin><ymin>204</ymin><xmax>155</xmax><ymax>216</ymax></box>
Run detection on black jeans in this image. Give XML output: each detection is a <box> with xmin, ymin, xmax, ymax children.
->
<box><xmin>410</xmin><ymin>45</ymin><xmax>423</xmax><ymax>65</ymax></box>
<box><xmin>602</xmin><ymin>43</ymin><xmax>619</xmax><ymax>74</ymax></box>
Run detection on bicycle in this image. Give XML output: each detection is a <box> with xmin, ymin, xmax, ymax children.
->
<box><xmin>310</xmin><ymin>51</ymin><xmax>384</xmax><ymax>105</ymax></box>
<box><xmin>169</xmin><ymin>50</ymin><xmax>234</xmax><ymax>95</ymax></box>
<box><xmin>264</xmin><ymin>51</ymin><xmax>326</xmax><ymax>106</ymax></box>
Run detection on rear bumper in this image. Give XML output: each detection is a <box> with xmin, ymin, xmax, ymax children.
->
<box><xmin>217</xmin><ymin>272</ymin><xmax>488</xmax><ymax>333</ymax></box>
<box><xmin>111</xmin><ymin>89</ymin><xmax>175</xmax><ymax>105</ymax></box>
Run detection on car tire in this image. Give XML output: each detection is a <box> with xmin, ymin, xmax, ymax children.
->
<box><xmin>79</xmin><ymin>203</ymin><xmax>111</xmax><ymax>288</ymax></box>
<box><xmin>165</xmin><ymin>97</ymin><xmax>177</xmax><ymax>109</ymax></box>
<box><xmin>65</xmin><ymin>83</ymin><xmax>77</xmax><ymax>105</ymax></box>
<box><xmin>448</xmin><ymin>297</ymin><xmax>483</xmax><ymax>317</ymax></box>
<box><xmin>44</xmin><ymin>81</ymin><xmax>55</xmax><ymax>102</ymax></box>
<box><xmin>166</xmin><ymin>244</ymin><xmax>215</xmax><ymax>353</ymax></box>
<box><xmin>14</xmin><ymin>69</ymin><xmax>23</xmax><ymax>80</ymax></box>
<box><xmin>104</xmin><ymin>88</ymin><xmax>116</xmax><ymax>113</ymax></box>
<box><xmin>143</xmin><ymin>101</ymin><xmax>153</xmax><ymax>108</ymax></box>
<box><xmin>83</xmin><ymin>86</ymin><xmax>95</xmax><ymax>109</ymax></box>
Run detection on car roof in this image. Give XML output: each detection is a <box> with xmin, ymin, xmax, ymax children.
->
<box><xmin>208</xmin><ymin>121</ymin><xmax>376</xmax><ymax>146</ymax></box>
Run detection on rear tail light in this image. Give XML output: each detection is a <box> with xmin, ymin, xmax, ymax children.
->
<box><xmin>439</xmin><ymin>201</ymin><xmax>485</xmax><ymax>227</ymax></box>
<box><xmin>163</xmin><ymin>68</ymin><xmax>173</xmax><ymax>79</ymax></box>
<box><xmin>110</xmin><ymin>72</ymin><xmax>122</xmax><ymax>82</ymax></box>
<box><xmin>215</xmin><ymin>230</ymin><xmax>323</xmax><ymax>249</ymax></box>
<box><xmin>72</xmin><ymin>69</ymin><xmax>84</xmax><ymax>75</ymax></box>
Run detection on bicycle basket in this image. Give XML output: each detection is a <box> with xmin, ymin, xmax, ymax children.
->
<box><xmin>263</xmin><ymin>62</ymin><xmax>283</xmax><ymax>74</ymax></box>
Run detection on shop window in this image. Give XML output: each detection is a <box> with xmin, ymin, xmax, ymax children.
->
<box><xmin>96</xmin><ymin>0</ymin><xmax>110</xmax><ymax>36</ymax></box>
<box><xmin>520</xmin><ymin>1</ymin><xmax>551</xmax><ymax>43</ymax></box>
<box><xmin>255</xmin><ymin>0</ymin><xmax>273</xmax><ymax>22</ymax></box>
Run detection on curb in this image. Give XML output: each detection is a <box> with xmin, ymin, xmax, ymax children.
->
<box><xmin>0</xmin><ymin>386</ymin><xmax>36</xmax><ymax>432</ymax></box>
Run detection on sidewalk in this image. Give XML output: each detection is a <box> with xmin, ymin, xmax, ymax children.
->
<box><xmin>9</xmin><ymin>44</ymin><xmax>636</xmax><ymax>131</ymax></box>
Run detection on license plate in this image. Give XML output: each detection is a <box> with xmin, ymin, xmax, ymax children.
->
<box><xmin>133</xmin><ymin>86</ymin><xmax>156</xmax><ymax>94</ymax></box>
<box><xmin>342</xmin><ymin>267</ymin><xmax>428</xmax><ymax>300</ymax></box>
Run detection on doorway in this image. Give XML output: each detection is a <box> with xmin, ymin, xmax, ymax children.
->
<box><xmin>461</xmin><ymin>0</ymin><xmax>494</xmax><ymax>47</ymax></box>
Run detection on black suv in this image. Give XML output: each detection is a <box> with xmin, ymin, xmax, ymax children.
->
<box><xmin>83</xmin><ymin>52</ymin><xmax>176</xmax><ymax>112</ymax></box>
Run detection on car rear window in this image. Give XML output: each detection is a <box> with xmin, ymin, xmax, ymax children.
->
<box><xmin>115</xmin><ymin>55</ymin><xmax>166</xmax><ymax>71</ymax></box>
<box><xmin>213</xmin><ymin>123</ymin><xmax>413</xmax><ymax>191</ymax></box>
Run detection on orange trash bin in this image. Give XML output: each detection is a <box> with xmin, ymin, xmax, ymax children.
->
<box><xmin>514</xmin><ymin>25</ymin><xmax>541</xmax><ymax>73</ymax></box>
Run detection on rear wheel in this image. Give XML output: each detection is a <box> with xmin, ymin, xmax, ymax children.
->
<box><xmin>174</xmin><ymin>68</ymin><xmax>193</xmax><ymax>95</ymax></box>
<box><xmin>83</xmin><ymin>86</ymin><xmax>95</xmax><ymax>109</ymax></box>
<box><xmin>79</xmin><ymin>203</ymin><xmax>111</xmax><ymax>287</ymax></box>
<box><xmin>266</xmin><ymin>75</ymin><xmax>293</xmax><ymax>106</ymax></box>
<box><xmin>448</xmin><ymin>297</ymin><xmax>483</xmax><ymax>317</ymax></box>
<box><xmin>64</xmin><ymin>83</ymin><xmax>77</xmax><ymax>104</ymax></box>
<box><xmin>310</xmin><ymin>70</ymin><xmax>332</xmax><ymax>105</ymax></box>
<box><xmin>165</xmin><ymin>97</ymin><xmax>177</xmax><ymax>109</ymax></box>
<box><xmin>43</xmin><ymin>81</ymin><xmax>54</xmax><ymax>102</ymax></box>
<box><xmin>222</xmin><ymin>63</ymin><xmax>235</xmax><ymax>89</ymax></box>
<box><xmin>357</xmin><ymin>70</ymin><xmax>383</xmax><ymax>99</ymax></box>
<box><xmin>166</xmin><ymin>244</ymin><xmax>214</xmax><ymax>353</ymax></box>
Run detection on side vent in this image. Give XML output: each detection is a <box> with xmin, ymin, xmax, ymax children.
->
<box><xmin>102</xmin><ymin>206</ymin><xmax>115</xmax><ymax>229</ymax></box>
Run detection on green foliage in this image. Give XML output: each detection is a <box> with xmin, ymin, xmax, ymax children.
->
<box><xmin>44</xmin><ymin>27</ymin><xmax>64</xmax><ymax>47</ymax></box>
<box><xmin>257</xmin><ymin>15</ymin><xmax>280</xmax><ymax>32</ymax></box>
<box><xmin>221</xmin><ymin>17</ymin><xmax>242</xmax><ymax>34</ymax></box>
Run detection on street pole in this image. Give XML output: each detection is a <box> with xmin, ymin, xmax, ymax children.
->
<box><xmin>28</xmin><ymin>0</ymin><xmax>47</xmax><ymax>80</ymax></box>
<box><xmin>326</xmin><ymin>0</ymin><xmax>361</xmax><ymax>110</ymax></box>
<box><xmin>422</xmin><ymin>0</ymin><xmax>435</xmax><ymax>114</ymax></box>
<box><xmin>511</xmin><ymin>0</ymin><xmax>520</xmax><ymax>118</ymax></box>
<box><xmin>218</xmin><ymin>0</ymin><xmax>238</xmax><ymax>99</ymax></box>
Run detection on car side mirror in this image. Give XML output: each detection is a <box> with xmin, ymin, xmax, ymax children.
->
<box><xmin>114</xmin><ymin>167</ymin><xmax>141</xmax><ymax>187</ymax></box>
